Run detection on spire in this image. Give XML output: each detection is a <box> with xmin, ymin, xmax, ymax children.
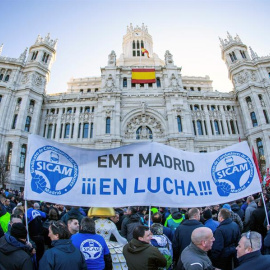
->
<box><xmin>219</xmin><ymin>32</ymin><xmax>244</xmax><ymax>50</ymax></box>
<box><xmin>249</xmin><ymin>46</ymin><xmax>258</xmax><ymax>60</ymax></box>
<box><xmin>19</xmin><ymin>47</ymin><xmax>28</xmax><ymax>62</ymax></box>
<box><xmin>34</xmin><ymin>33</ymin><xmax>57</xmax><ymax>49</ymax></box>
<box><xmin>0</xmin><ymin>43</ymin><xmax>3</xmax><ymax>55</ymax></box>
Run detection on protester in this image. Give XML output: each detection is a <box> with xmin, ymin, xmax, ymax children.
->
<box><xmin>6</xmin><ymin>214</ymin><xmax>23</xmax><ymax>236</ymax></box>
<box><xmin>121</xmin><ymin>206</ymin><xmax>143</xmax><ymax>242</ymax></box>
<box><xmin>264</xmin><ymin>224</ymin><xmax>270</xmax><ymax>254</ymax></box>
<box><xmin>203</xmin><ymin>209</ymin><xmax>219</xmax><ymax>233</ymax></box>
<box><xmin>0</xmin><ymin>199</ymin><xmax>11</xmax><ymax>233</ymax></box>
<box><xmin>0</xmin><ymin>223</ymin><xmax>34</xmax><ymax>270</ymax></box>
<box><xmin>235</xmin><ymin>231</ymin><xmax>270</xmax><ymax>269</ymax></box>
<box><xmin>231</xmin><ymin>201</ymin><xmax>244</xmax><ymax>221</ymax></box>
<box><xmin>27</xmin><ymin>200</ymin><xmax>47</xmax><ymax>264</ymax></box>
<box><xmin>249</xmin><ymin>198</ymin><xmax>267</xmax><ymax>238</ymax></box>
<box><xmin>244</xmin><ymin>196</ymin><xmax>257</xmax><ymax>231</ymax></box>
<box><xmin>67</xmin><ymin>218</ymin><xmax>80</xmax><ymax>235</ymax></box>
<box><xmin>164</xmin><ymin>208</ymin><xmax>185</xmax><ymax>231</ymax></box>
<box><xmin>222</xmin><ymin>204</ymin><xmax>243</xmax><ymax>232</ymax></box>
<box><xmin>172</xmin><ymin>208</ymin><xmax>204</xmax><ymax>264</ymax></box>
<box><xmin>39</xmin><ymin>220</ymin><xmax>87</xmax><ymax>270</ymax></box>
<box><xmin>150</xmin><ymin>223</ymin><xmax>173</xmax><ymax>270</ymax></box>
<box><xmin>152</xmin><ymin>211</ymin><xmax>174</xmax><ymax>242</ymax></box>
<box><xmin>210</xmin><ymin>208</ymin><xmax>240</xmax><ymax>270</ymax></box>
<box><xmin>123</xmin><ymin>225</ymin><xmax>167</xmax><ymax>270</ymax></box>
<box><xmin>180</xmin><ymin>227</ymin><xmax>215</xmax><ymax>270</ymax></box>
<box><xmin>61</xmin><ymin>206</ymin><xmax>84</xmax><ymax>225</ymax></box>
<box><xmin>71</xmin><ymin>217</ymin><xmax>112</xmax><ymax>270</ymax></box>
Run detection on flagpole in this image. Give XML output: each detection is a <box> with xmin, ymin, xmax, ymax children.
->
<box><xmin>261</xmin><ymin>193</ymin><xmax>270</xmax><ymax>226</ymax></box>
<box><xmin>24</xmin><ymin>200</ymin><xmax>30</xmax><ymax>243</ymax></box>
<box><xmin>148</xmin><ymin>205</ymin><xmax>151</xmax><ymax>228</ymax></box>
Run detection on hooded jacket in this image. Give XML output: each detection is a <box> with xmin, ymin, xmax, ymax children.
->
<box><xmin>0</xmin><ymin>235</ymin><xmax>34</xmax><ymax>270</ymax></box>
<box><xmin>0</xmin><ymin>204</ymin><xmax>10</xmax><ymax>233</ymax></box>
<box><xmin>39</xmin><ymin>239</ymin><xmax>87</xmax><ymax>270</ymax></box>
<box><xmin>123</xmin><ymin>238</ymin><xmax>167</xmax><ymax>270</ymax></box>
<box><xmin>121</xmin><ymin>213</ymin><xmax>143</xmax><ymax>242</ymax></box>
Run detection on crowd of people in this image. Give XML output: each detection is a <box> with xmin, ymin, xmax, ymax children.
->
<box><xmin>1</xmin><ymin>187</ymin><xmax>270</xmax><ymax>269</ymax></box>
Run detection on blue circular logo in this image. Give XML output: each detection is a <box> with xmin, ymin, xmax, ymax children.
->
<box><xmin>80</xmin><ymin>239</ymin><xmax>103</xmax><ymax>260</ymax></box>
<box><xmin>211</xmin><ymin>151</ymin><xmax>254</xmax><ymax>196</ymax></box>
<box><xmin>30</xmin><ymin>145</ymin><xmax>78</xmax><ymax>195</ymax></box>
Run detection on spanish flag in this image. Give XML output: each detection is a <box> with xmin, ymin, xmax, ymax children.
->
<box><xmin>132</xmin><ymin>69</ymin><xmax>156</xmax><ymax>84</ymax></box>
<box><xmin>141</xmin><ymin>48</ymin><xmax>150</xmax><ymax>58</ymax></box>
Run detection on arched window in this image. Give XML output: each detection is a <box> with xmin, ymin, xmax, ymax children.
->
<box><xmin>230</xmin><ymin>120</ymin><xmax>236</xmax><ymax>134</ymax></box>
<box><xmin>136</xmin><ymin>126</ymin><xmax>153</xmax><ymax>140</ymax></box>
<box><xmin>17</xmin><ymin>98</ymin><xmax>22</xmax><ymax>105</ymax></box>
<box><xmin>177</xmin><ymin>116</ymin><xmax>182</xmax><ymax>132</ymax></box>
<box><xmin>156</xmin><ymin>78</ymin><xmax>161</xmax><ymax>87</ymax></box>
<box><xmin>67</xmin><ymin>107</ymin><xmax>72</xmax><ymax>114</ymax></box>
<box><xmin>6</xmin><ymin>142</ymin><xmax>13</xmax><ymax>171</ymax></box>
<box><xmin>141</xmin><ymin>40</ymin><xmax>144</xmax><ymax>48</ymax></box>
<box><xmin>132</xmin><ymin>40</ymin><xmax>135</xmax><ymax>49</ymax></box>
<box><xmin>29</xmin><ymin>100</ymin><xmax>35</xmax><ymax>107</ymax></box>
<box><xmin>0</xmin><ymin>95</ymin><xmax>2</xmax><ymax>103</ymax></box>
<box><xmin>83</xmin><ymin>123</ymin><xmax>89</xmax><ymax>138</ymax></box>
<box><xmin>25</xmin><ymin>116</ymin><xmax>31</xmax><ymax>132</ymax></box>
<box><xmin>12</xmin><ymin>114</ymin><xmax>18</xmax><ymax>129</ymax></box>
<box><xmin>137</xmin><ymin>40</ymin><xmax>140</xmax><ymax>49</ymax></box>
<box><xmin>47</xmin><ymin>124</ymin><xmax>53</xmax><ymax>139</ymax></box>
<box><xmin>214</xmin><ymin>120</ymin><xmax>220</xmax><ymax>135</ymax></box>
<box><xmin>232</xmin><ymin>51</ymin><xmax>237</xmax><ymax>61</ymax></box>
<box><xmin>123</xmin><ymin>77</ymin><xmax>127</xmax><ymax>87</ymax></box>
<box><xmin>4</xmin><ymin>74</ymin><xmax>9</xmax><ymax>82</ymax></box>
<box><xmin>85</xmin><ymin>107</ymin><xmax>90</xmax><ymax>113</ymax></box>
<box><xmin>19</xmin><ymin>144</ymin><xmax>27</xmax><ymax>173</ymax></box>
<box><xmin>42</xmin><ymin>52</ymin><xmax>48</xmax><ymax>62</ymax></box>
<box><xmin>210</xmin><ymin>105</ymin><xmax>216</xmax><ymax>111</ymax></box>
<box><xmin>45</xmin><ymin>54</ymin><xmax>49</xmax><ymax>63</ymax></box>
<box><xmin>106</xmin><ymin>117</ymin><xmax>111</xmax><ymax>134</ymax></box>
<box><xmin>90</xmin><ymin>123</ymin><xmax>94</xmax><ymax>138</ymax></box>
<box><xmin>64</xmin><ymin>123</ymin><xmax>70</xmax><ymax>138</ymax></box>
<box><xmin>0</xmin><ymin>73</ymin><xmax>3</xmax><ymax>81</ymax></box>
<box><xmin>31</xmin><ymin>51</ymin><xmax>38</xmax><ymax>60</ymax></box>
<box><xmin>250</xmin><ymin>112</ymin><xmax>258</xmax><ymax>127</ymax></box>
<box><xmin>194</xmin><ymin>105</ymin><xmax>199</xmax><ymax>111</ymax></box>
<box><xmin>197</xmin><ymin>120</ymin><xmax>203</xmax><ymax>135</ymax></box>
<box><xmin>246</xmin><ymin>96</ymin><xmax>252</xmax><ymax>103</ymax></box>
<box><xmin>256</xmin><ymin>138</ymin><xmax>264</xmax><ymax>159</ymax></box>
<box><xmin>92</xmin><ymin>107</ymin><xmax>95</xmax><ymax>113</ymax></box>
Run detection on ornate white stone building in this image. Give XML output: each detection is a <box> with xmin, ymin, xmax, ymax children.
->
<box><xmin>0</xmin><ymin>24</ymin><xmax>270</xmax><ymax>189</ymax></box>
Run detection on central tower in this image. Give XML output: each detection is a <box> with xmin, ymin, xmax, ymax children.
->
<box><xmin>117</xmin><ymin>23</ymin><xmax>164</xmax><ymax>66</ymax></box>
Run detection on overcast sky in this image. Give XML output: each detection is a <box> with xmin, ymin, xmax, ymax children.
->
<box><xmin>1</xmin><ymin>0</ymin><xmax>269</xmax><ymax>94</ymax></box>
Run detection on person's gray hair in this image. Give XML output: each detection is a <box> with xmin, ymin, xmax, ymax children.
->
<box><xmin>241</xmin><ymin>231</ymin><xmax>262</xmax><ymax>251</ymax></box>
<box><xmin>80</xmin><ymin>217</ymin><xmax>95</xmax><ymax>234</ymax></box>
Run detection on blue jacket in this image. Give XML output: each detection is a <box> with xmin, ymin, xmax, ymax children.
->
<box><xmin>204</xmin><ymin>218</ymin><xmax>219</xmax><ymax>233</ymax></box>
<box><xmin>235</xmin><ymin>250</ymin><xmax>270</xmax><ymax>270</ymax></box>
<box><xmin>210</xmin><ymin>218</ymin><xmax>240</xmax><ymax>268</ymax></box>
<box><xmin>39</xmin><ymin>239</ymin><xmax>87</xmax><ymax>270</ymax></box>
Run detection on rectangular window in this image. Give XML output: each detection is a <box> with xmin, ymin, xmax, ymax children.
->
<box><xmin>11</xmin><ymin>114</ymin><xmax>18</xmax><ymax>129</ymax></box>
<box><xmin>90</xmin><ymin>123</ymin><xmax>93</xmax><ymax>138</ymax></box>
<box><xmin>204</xmin><ymin>121</ymin><xmax>208</xmax><ymax>135</ymax></box>
<box><xmin>192</xmin><ymin>120</ymin><xmax>196</xmax><ymax>135</ymax></box>
<box><xmin>263</xmin><ymin>110</ymin><xmax>269</xmax><ymax>124</ymax></box>
<box><xmin>53</xmin><ymin>124</ymin><xmax>57</xmax><ymax>139</ymax></box>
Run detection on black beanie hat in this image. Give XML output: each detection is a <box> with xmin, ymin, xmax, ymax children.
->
<box><xmin>203</xmin><ymin>209</ymin><xmax>212</xmax><ymax>220</ymax></box>
<box><xmin>10</xmin><ymin>223</ymin><xmax>27</xmax><ymax>239</ymax></box>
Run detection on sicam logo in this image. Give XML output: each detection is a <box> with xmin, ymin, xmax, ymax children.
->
<box><xmin>211</xmin><ymin>151</ymin><xmax>254</xmax><ymax>196</ymax></box>
<box><xmin>30</xmin><ymin>146</ymin><xmax>78</xmax><ymax>195</ymax></box>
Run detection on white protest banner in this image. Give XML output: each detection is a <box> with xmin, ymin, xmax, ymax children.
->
<box><xmin>24</xmin><ymin>135</ymin><xmax>262</xmax><ymax>207</ymax></box>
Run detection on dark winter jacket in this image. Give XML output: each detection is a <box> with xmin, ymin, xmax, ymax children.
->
<box><xmin>210</xmin><ymin>218</ymin><xmax>240</xmax><ymax>269</ymax></box>
<box><xmin>264</xmin><ymin>229</ymin><xmax>270</xmax><ymax>254</ymax></box>
<box><xmin>61</xmin><ymin>208</ymin><xmax>84</xmax><ymax>225</ymax></box>
<box><xmin>231</xmin><ymin>203</ymin><xmax>244</xmax><ymax>220</ymax></box>
<box><xmin>39</xmin><ymin>239</ymin><xmax>87</xmax><ymax>270</ymax></box>
<box><xmin>172</xmin><ymin>219</ymin><xmax>204</xmax><ymax>263</ymax></box>
<box><xmin>123</xmin><ymin>238</ymin><xmax>167</xmax><ymax>270</ymax></box>
<box><xmin>121</xmin><ymin>213</ymin><xmax>143</xmax><ymax>242</ymax></box>
<box><xmin>249</xmin><ymin>206</ymin><xmax>267</xmax><ymax>238</ymax></box>
<box><xmin>235</xmin><ymin>250</ymin><xmax>270</xmax><ymax>270</ymax></box>
<box><xmin>0</xmin><ymin>235</ymin><xmax>34</xmax><ymax>270</ymax></box>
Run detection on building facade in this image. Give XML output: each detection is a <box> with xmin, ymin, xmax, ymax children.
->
<box><xmin>0</xmin><ymin>24</ymin><xmax>269</xmax><ymax>189</ymax></box>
